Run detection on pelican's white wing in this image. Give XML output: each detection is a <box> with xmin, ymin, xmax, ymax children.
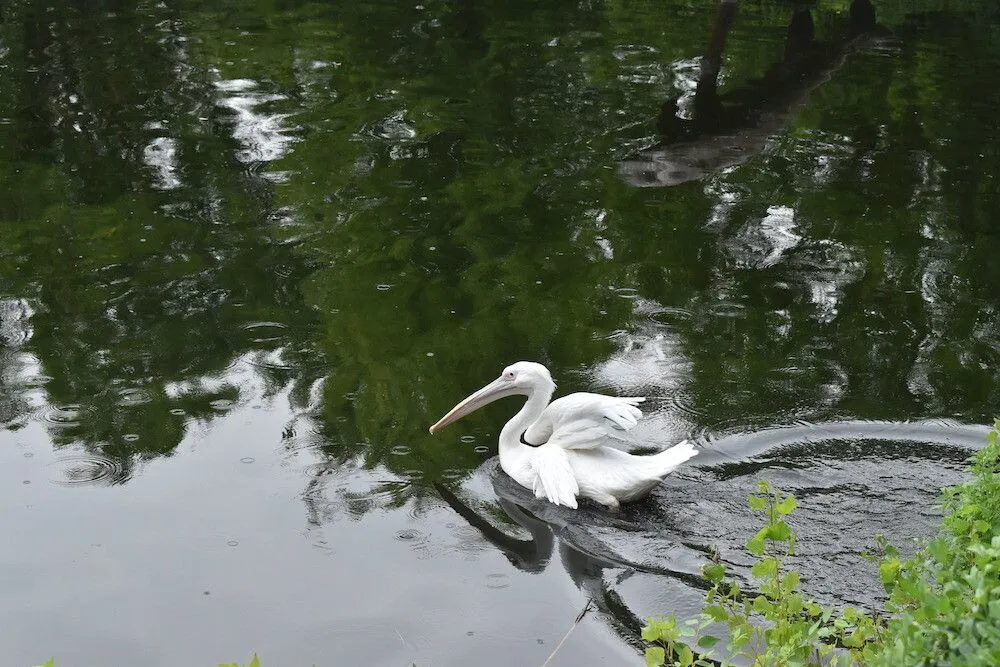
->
<box><xmin>529</xmin><ymin>445</ymin><xmax>579</xmax><ymax>509</ymax></box>
<box><xmin>525</xmin><ymin>392</ymin><xmax>645</xmax><ymax>451</ymax></box>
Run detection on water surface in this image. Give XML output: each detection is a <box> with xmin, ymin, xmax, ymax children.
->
<box><xmin>1</xmin><ymin>0</ymin><xmax>999</xmax><ymax>665</ymax></box>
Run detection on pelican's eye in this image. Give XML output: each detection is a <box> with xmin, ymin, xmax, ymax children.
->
<box><xmin>503</xmin><ymin>370</ymin><xmax>516</xmax><ymax>381</ymax></box>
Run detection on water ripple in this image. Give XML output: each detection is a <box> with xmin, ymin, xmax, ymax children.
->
<box><xmin>117</xmin><ymin>388</ymin><xmax>153</xmax><ymax>407</ymax></box>
<box><xmin>39</xmin><ymin>404</ymin><xmax>84</xmax><ymax>428</ymax></box>
<box><xmin>692</xmin><ymin>418</ymin><xmax>990</xmax><ymax>468</ymax></box>
<box><xmin>51</xmin><ymin>452</ymin><xmax>129</xmax><ymax>486</ymax></box>
<box><xmin>240</xmin><ymin>321</ymin><xmax>289</xmax><ymax>344</ymax></box>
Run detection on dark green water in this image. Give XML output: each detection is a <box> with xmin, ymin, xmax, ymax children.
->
<box><xmin>1</xmin><ymin>0</ymin><xmax>998</xmax><ymax>665</ymax></box>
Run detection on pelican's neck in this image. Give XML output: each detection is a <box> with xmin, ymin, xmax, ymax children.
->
<box><xmin>499</xmin><ymin>380</ymin><xmax>554</xmax><ymax>453</ymax></box>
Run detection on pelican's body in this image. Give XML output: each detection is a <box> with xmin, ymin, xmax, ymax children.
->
<box><xmin>429</xmin><ymin>362</ymin><xmax>698</xmax><ymax>510</ymax></box>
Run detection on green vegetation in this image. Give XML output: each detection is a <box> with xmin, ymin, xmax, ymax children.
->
<box><xmin>643</xmin><ymin>420</ymin><xmax>1000</xmax><ymax>666</ymax></box>
<box><xmin>876</xmin><ymin>422</ymin><xmax>1000</xmax><ymax>664</ymax></box>
<box><xmin>642</xmin><ymin>480</ymin><xmax>884</xmax><ymax>666</ymax></box>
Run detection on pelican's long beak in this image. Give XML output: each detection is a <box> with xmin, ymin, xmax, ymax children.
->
<box><xmin>429</xmin><ymin>377</ymin><xmax>518</xmax><ymax>434</ymax></box>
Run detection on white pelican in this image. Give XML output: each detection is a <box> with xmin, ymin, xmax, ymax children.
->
<box><xmin>429</xmin><ymin>361</ymin><xmax>698</xmax><ymax>510</ymax></box>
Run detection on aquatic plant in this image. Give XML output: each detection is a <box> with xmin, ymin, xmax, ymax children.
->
<box><xmin>643</xmin><ymin>419</ymin><xmax>1000</xmax><ymax>666</ymax></box>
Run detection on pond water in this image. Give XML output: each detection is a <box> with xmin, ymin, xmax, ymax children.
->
<box><xmin>1</xmin><ymin>1</ymin><xmax>999</xmax><ymax>665</ymax></box>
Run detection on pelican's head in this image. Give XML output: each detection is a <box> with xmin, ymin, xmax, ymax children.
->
<box><xmin>428</xmin><ymin>361</ymin><xmax>555</xmax><ymax>434</ymax></box>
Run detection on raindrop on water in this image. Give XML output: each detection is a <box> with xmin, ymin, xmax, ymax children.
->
<box><xmin>395</xmin><ymin>528</ymin><xmax>421</xmax><ymax>541</ymax></box>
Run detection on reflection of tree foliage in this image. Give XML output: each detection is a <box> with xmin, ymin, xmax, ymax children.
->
<box><xmin>0</xmin><ymin>0</ymin><xmax>998</xmax><ymax>497</ymax></box>
<box><xmin>0</xmin><ymin>0</ymin><xmax>321</xmax><ymax>470</ymax></box>
<box><xmin>674</xmin><ymin>9</ymin><xmax>1000</xmax><ymax>427</ymax></box>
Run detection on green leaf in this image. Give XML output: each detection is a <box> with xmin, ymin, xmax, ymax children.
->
<box><xmin>767</xmin><ymin>520</ymin><xmax>792</xmax><ymax>541</ymax></box>
<box><xmin>703</xmin><ymin>563</ymin><xmax>726</xmax><ymax>584</ymax></box>
<box><xmin>249</xmin><ymin>655</ymin><xmax>260</xmax><ymax>667</ymax></box>
<box><xmin>703</xmin><ymin>604</ymin><xmax>729</xmax><ymax>622</ymax></box>
<box><xmin>729</xmin><ymin>624</ymin><xmax>750</xmax><ymax>650</ymax></box>
<box><xmin>644</xmin><ymin>646</ymin><xmax>666</xmax><ymax>667</ymax></box>
<box><xmin>747</xmin><ymin>528</ymin><xmax>768</xmax><ymax>555</ymax></box>
<box><xmin>748</xmin><ymin>495</ymin><xmax>767</xmax><ymax>511</ymax></box>
<box><xmin>752</xmin><ymin>594</ymin><xmax>774</xmax><ymax>614</ymax></box>
<box><xmin>659</xmin><ymin>619</ymin><xmax>680</xmax><ymax>643</ymax></box>
<box><xmin>775</xmin><ymin>495</ymin><xmax>798</xmax><ymax>515</ymax></box>
<box><xmin>677</xmin><ymin>644</ymin><xmax>694</xmax><ymax>666</ymax></box>
<box><xmin>642</xmin><ymin>616</ymin><xmax>680</xmax><ymax>643</ymax></box>
<box><xmin>751</xmin><ymin>556</ymin><xmax>779</xmax><ymax>579</ymax></box>
<box><xmin>843</xmin><ymin>630</ymin><xmax>864</xmax><ymax>648</ymax></box>
<box><xmin>697</xmin><ymin>634</ymin><xmax>719</xmax><ymax>649</ymax></box>
<box><xmin>879</xmin><ymin>559</ymin><xmax>901</xmax><ymax>586</ymax></box>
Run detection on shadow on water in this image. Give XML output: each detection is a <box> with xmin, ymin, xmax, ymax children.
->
<box><xmin>620</xmin><ymin>0</ymin><xmax>888</xmax><ymax>187</ymax></box>
<box><xmin>437</xmin><ymin>416</ymin><xmax>990</xmax><ymax>645</ymax></box>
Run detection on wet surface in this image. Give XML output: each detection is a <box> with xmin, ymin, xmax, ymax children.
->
<box><xmin>1</xmin><ymin>0</ymin><xmax>1000</xmax><ymax>665</ymax></box>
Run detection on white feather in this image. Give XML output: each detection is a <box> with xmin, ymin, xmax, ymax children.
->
<box><xmin>525</xmin><ymin>393</ymin><xmax>646</xmax><ymax>450</ymax></box>
<box><xmin>529</xmin><ymin>446</ymin><xmax>579</xmax><ymax>508</ymax></box>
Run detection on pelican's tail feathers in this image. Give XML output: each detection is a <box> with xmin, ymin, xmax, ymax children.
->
<box><xmin>649</xmin><ymin>439</ymin><xmax>698</xmax><ymax>476</ymax></box>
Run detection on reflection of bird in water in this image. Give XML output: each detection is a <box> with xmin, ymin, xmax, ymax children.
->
<box><xmin>0</xmin><ymin>298</ymin><xmax>33</xmax><ymax>347</ymax></box>
<box><xmin>434</xmin><ymin>471</ymin><xmax>707</xmax><ymax>643</ymax></box>
<box><xmin>430</xmin><ymin>362</ymin><xmax>698</xmax><ymax>510</ymax></box>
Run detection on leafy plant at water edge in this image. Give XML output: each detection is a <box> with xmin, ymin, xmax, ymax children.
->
<box><xmin>644</xmin><ymin>419</ymin><xmax>1000</xmax><ymax>666</ymax></box>
<box><xmin>874</xmin><ymin>418</ymin><xmax>1000</xmax><ymax>666</ymax></box>
<box><xmin>644</xmin><ymin>479</ymin><xmax>884</xmax><ymax>666</ymax></box>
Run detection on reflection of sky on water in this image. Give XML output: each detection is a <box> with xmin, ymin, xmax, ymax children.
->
<box><xmin>214</xmin><ymin>77</ymin><xmax>299</xmax><ymax>173</ymax></box>
<box><xmin>727</xmin><ymin>204</ymin><xmax>801</xmax><ymax>268</ymax></box>
<box><xmin>588</xmin><ymin>297</ymin><xmax>696</xmax><ymax>448</ymax></box>
<box><xmin>0</xmin><ymin>298</ymin><xmax>44</xmax><ymax>427</ymax></box>
<box><xmin>143</xmin><ymin>136</ymin><xmax>182</xmax><ymax>190</ymax></box>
